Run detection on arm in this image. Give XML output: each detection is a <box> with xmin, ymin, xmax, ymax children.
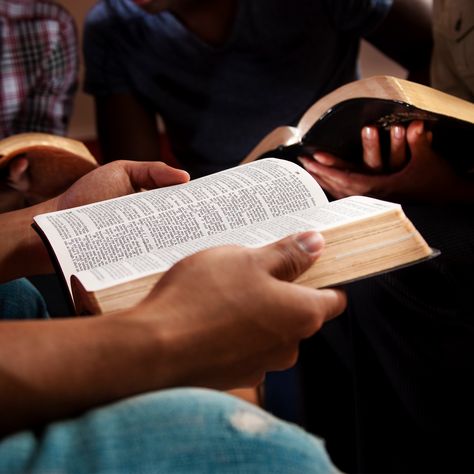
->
<box><xmin>0</xmin><ymin>161</ymin><xmax>189</xmax><ymax>282</ymax></box>
<box><xmin>95</xmin><ymin>93</ymin><xmax>162</xmax><ymax>164</ymax></box>
<box><xmin>299</xmin><ymin>121</ymin><xmax>474</xmax><ymax>203</ymax></box>
<box><xmin>366</xmin><ymin>0</ymin><xmax>433</xmax><ymax>84</ymax></box>
<box><xmin>0</xmin><ymin>231</ymin><xmax>347</xmax><ymax>437</ymax></box>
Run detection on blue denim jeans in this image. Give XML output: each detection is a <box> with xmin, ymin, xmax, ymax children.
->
<box><xmin>0</xmin><ymin>279</ymin><xmax>48</xmax><ymax>320</ymax></box>
<box><xmin>0</xmin><ymin>388</ymin><xmax>338</xmax><ymax>473</ymax></box>
<box><xmin>0</xmin><ymin>286</ymin><xmax>338</xmax><ymax>473</ymax></box>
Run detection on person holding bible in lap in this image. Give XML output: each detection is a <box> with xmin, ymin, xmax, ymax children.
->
<box><xmin>82</xmin><ymin>0</ymin><xmax>434</xmax><ymax>465</ymax></box>
<box><xmin>0</xmin><ymin>159</ymin><xmax>347</xmax><ymax>473</ymax></box>
<box><xmin>298</xmin><ymin>1</ymin><xmax>474</xmax><ymax>471</ymax></box>
<box><xmin>83</xmin><ymin>0</ymin><xmax>432</xmax><ymax>178</ymax></box>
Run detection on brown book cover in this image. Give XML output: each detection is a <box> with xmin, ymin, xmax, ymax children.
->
<box><xmin>0</xmin><ymin>133</ymin><xmax>98</xmax><ymax>200</ymax></box>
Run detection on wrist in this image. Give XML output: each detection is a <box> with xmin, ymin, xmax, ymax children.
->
<box><xmin>103</xmin><ymin>308</ymin><xmax>182</xmax><ymax>392</ymax></box>
<box><xmin>0</xmin><ymin>199</ymin><xmax>59</xmax><ymax>282</ymax></box>
<box><xmin>114</xmin><ymin>300</ymin><xmax>220</xmax><ymax>391</ymax></box>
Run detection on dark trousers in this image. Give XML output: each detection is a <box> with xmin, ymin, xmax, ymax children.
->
<box><xmin>301</xmin><ymin>203</ymin><xmax>474</xmax><ymax>473</ymax></box>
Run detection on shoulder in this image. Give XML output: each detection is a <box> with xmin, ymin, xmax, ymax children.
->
<box><xmin>321</xmin><ymin>0</ymin><xmax>393</xmax><ymax>31</ymax></box>
<box><xmin>85</xmin><ymin>0</ymin><xmax>145</xmax><ymax>30</ymax></box>
<box><xmin>0</xmin><ymin>1</ymin><xmax>77</xmax><ymax>46</ymax></box>
<box><xmin>254</xmin><ymin>0</ymin><xmax>393</xmax><ymax>33</ymax></box>
<box><xmin>0</xmin><ymin>1</ymin><xmax>75</xmax><ymax>24</ymax></box>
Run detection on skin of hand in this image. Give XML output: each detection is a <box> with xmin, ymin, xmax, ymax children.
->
<box><xmin>54</xmin><ymin>159</ymin><xmax>189</xmax><ymax>211</ymax></box>
<box><xmin>0</xmin><ymin>231</ymin><xmax>347</xmax><ymax>436</ymax></box>
<box><xmin>133</xmin><ymin>231</ymin><xmax>347</xmax><ymax>389</ymax></box>
<box><xmin>299</xmin><ymin>121</ymin><xmax>474</xmax><ymax>203</ymax></box>
<box><xmin>0</xmin><ymin>160</ymin><xmax>190</xmax><ymax>282</ymax></box>
<box><xmin>0</xmin><ymin>157</ymin><xmax>31</xmax><ymax>212</ymax></box>
<box><xmin>6</xmin><ymin>156</ymin><xmax>30</xmax><ymax>193</ymax></box>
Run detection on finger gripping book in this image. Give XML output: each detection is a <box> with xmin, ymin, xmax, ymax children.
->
<box><xmin>33</xmin><ymin>158</ymin><xmax>436</xmax><ymax>315</ymax></box>
<box><xmin>242</xmin><ymin>75</ymin><xmax>474</xmax><ymax>172</ymax></box>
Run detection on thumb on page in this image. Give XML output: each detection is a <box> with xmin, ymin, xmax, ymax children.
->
<box><xmin>254</xmin><ymin>231</ymin><xmax>324</xmax><ymax>282</ymax></box>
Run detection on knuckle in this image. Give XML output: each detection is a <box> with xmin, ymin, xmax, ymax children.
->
<box><xmin>298</xmin><ymin>307</ymin><xmax>324</xmax><ymax>338</ymax></box>
<box><xmin>282</xmin><ymin>348</ymin><xmax>299</xmax><ymax>369</ymax></box>
<box><xmin>274</xmin><ymin>243</ymin><xmax>306</xmax><ymax>280</ymax></box>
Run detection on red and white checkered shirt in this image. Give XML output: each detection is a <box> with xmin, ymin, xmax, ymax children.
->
<box><xmin>0</xmin><ymin>0</ymin><xmax>78</xmax><ymax>139</ymax></box>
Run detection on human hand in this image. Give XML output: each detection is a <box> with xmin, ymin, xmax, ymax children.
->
<box><xmin>0</xmin><ymin>161</ymin><xmax>189</xmax><ymax>280</ymax></box>
<box><xmin>131</xmin><ymin>231</ymin><xmax>347</xmax><ymax>390</ymax></box>
<box><xmin>54</xmin><ymin>160</ymin><xmax>189</xmax><ymax>211</ymax></box>
<box><xmin>299</xmin><ymin>121</ymin><xmax>474</xmax><ymax>203</ymax></box>
<box><xmin>0</xmin><ymin>156</ymin><xmax>33</xmax><ymax>211</ymax></box>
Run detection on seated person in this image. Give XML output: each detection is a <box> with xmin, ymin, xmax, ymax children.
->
<box><xmin>298</xmin><ymin>1</ymin><xmax>474</xmax><ymax>471</ymax></box>
<box><xmin>83</xmin><ymin>0</ymin><xmax>432</xmax><ymax>178</ymax></box>
<box><xmin>0</xmin><ymin>0</ymin><xmax>79</xmax><ymax>211</ymax></box>
<box><xmin>0</xmin><ymin>159</ymin><xmax>347</xmax><ymax>473</ymax></box>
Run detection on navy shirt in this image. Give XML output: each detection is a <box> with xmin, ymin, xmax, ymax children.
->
<box><xmin>84</xmin><ymin>0</ymin><xmax>392</xmax><ymax>177</ymax></box>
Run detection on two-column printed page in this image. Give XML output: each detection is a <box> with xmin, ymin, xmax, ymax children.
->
<box><xmin>34</xmin><ymin>159</ymin><xmax>329</xmax><ymax>293</ymax></box>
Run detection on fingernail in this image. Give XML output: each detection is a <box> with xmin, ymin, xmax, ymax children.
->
<box><xmin>298</xmin><ymin>157</ymin><xmax>317</xmax><ymax>173</ymax></box>
<box><xmin>363</xmin><ymin>126</ymin><xmax>375</xmax><ymax>139</ymax></box>
<box><xmin>416</xmin><ymin>121</ymin><xmax>425</xmax><ymax>135</ymax></box>
<box><xmin>392</xmin><ymin>125</ymin><xmax>404</xmax><ymax>139</ymax></box>
<box><xmin>313</xmin><ymin>153</ymin><xmax>331</xmax><ymax>165</ymax></box>
<box><xmin>295</xmin><ymin>231</ymin><xmax>324</xmax><ymax>254</ymax></box>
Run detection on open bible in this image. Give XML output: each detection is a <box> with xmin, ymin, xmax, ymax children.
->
<box><xmin>242</xmin><ymin>75</ymin><xmax>474</xmax><ymax>172</ymax></box>
<box><xmin>33</xmin><ymin>159</ymin><xmax>435</xmax><ymax>315</ymax></box>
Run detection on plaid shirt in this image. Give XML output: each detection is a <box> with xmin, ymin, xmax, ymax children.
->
<box><xmin>0</xmin><ymin>0</ymin><xmax>78</xmax><ymax>139</ymax></box>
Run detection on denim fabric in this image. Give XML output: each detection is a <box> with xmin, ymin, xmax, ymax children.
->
<box><xmin>0</xmin><ymin>278</ymin><xmax>48</xmax><ymax>320</ymax></box>
<box><xmin>0</xmin><ymin>388</ymin><xmax>339</xmax><ymax>473</ymax></box>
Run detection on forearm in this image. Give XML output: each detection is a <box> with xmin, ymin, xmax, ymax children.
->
<box><xmin>0</xmin><ymin>312</ymin><xmax>172</xmax><ymax>437</ymax></box>
<box><xmin>0</xmin><ymin>198</ymin><xmax>59</xmax><ymax>282</ymax></box>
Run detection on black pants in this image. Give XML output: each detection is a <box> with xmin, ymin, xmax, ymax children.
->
<box><xmin>301</xmin><ymin>203</ymin><xmax>474</xmax><ymax>473</ymax></box>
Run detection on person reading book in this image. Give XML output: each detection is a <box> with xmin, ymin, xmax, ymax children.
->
<box><xmin>297</xmin><ymin>2</ymin><xmax>474</xmax><ymax>472</ymax></box>
<box><xmin>31</xmin><ymin>158</ymin><xmax>433</xmax><ymax>316</ymax></box>
<box><xmin>82</xmin><ymin>0</ymin><xmax>434</xmax><ymax>443</ymax></box>
<box><xmin>83</xmin><ymin>0</ymin><xmax>432</xmax><ymax>178</ymax></box>
<box><xmin>0</xmin><ymin>1</ymin><xmax>79</xmax><ymax>212</ymax></box>
<box><xmin>0</xmin><ymin>159</ymin><xmax>347</xmax><ymax>473</ymax></box>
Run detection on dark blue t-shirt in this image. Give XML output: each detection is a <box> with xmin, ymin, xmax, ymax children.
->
<box><xmin>84</xmin><ymin>0</ymin><xmax>392</xmax><ymax>177</ymax></box>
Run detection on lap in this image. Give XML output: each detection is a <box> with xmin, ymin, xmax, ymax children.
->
<box><xmin>302</xmin><ymin>202</ymin><xmax>474</xmax><ymax>472</ymax></box>
<box><xmin>0</xmin><ymin>388</ymin><xmax>336</xmax><ymax>474</ymax></box>
<box><xmin>0</xmin><ymin>278</ymin><xmax>48</xmax><ymax>320</ymax></box>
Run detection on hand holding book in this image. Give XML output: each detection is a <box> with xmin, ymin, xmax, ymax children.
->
<box><xmin>242</xmin><ymin>75</ymin><xmax>474</xmax><ymax>200</ymax></box>
<box><xmin>33</xmin><ymin>158</ymin><xmax>436</xmax><ymax>315</ymax></box>
<box><xmin>136</xmin><ymin>230</ymin><xmax>347</xmax><ymax>389</ymax></box>
<box><xmin>300</xmin><ymin>120</ymin><xmax>474</xmax><ymax>203</ymax></box>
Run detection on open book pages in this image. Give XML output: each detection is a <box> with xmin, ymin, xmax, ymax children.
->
<box><xmin>33</xmin><ymin>158</ymin><xmax>434</xmax><ymax>314</ymax></box>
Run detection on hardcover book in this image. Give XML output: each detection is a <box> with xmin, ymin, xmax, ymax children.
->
<box><xmin>33</xmin><ymin>159</ymin><xmax>436</xmax><ymax>315</ymax></box>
